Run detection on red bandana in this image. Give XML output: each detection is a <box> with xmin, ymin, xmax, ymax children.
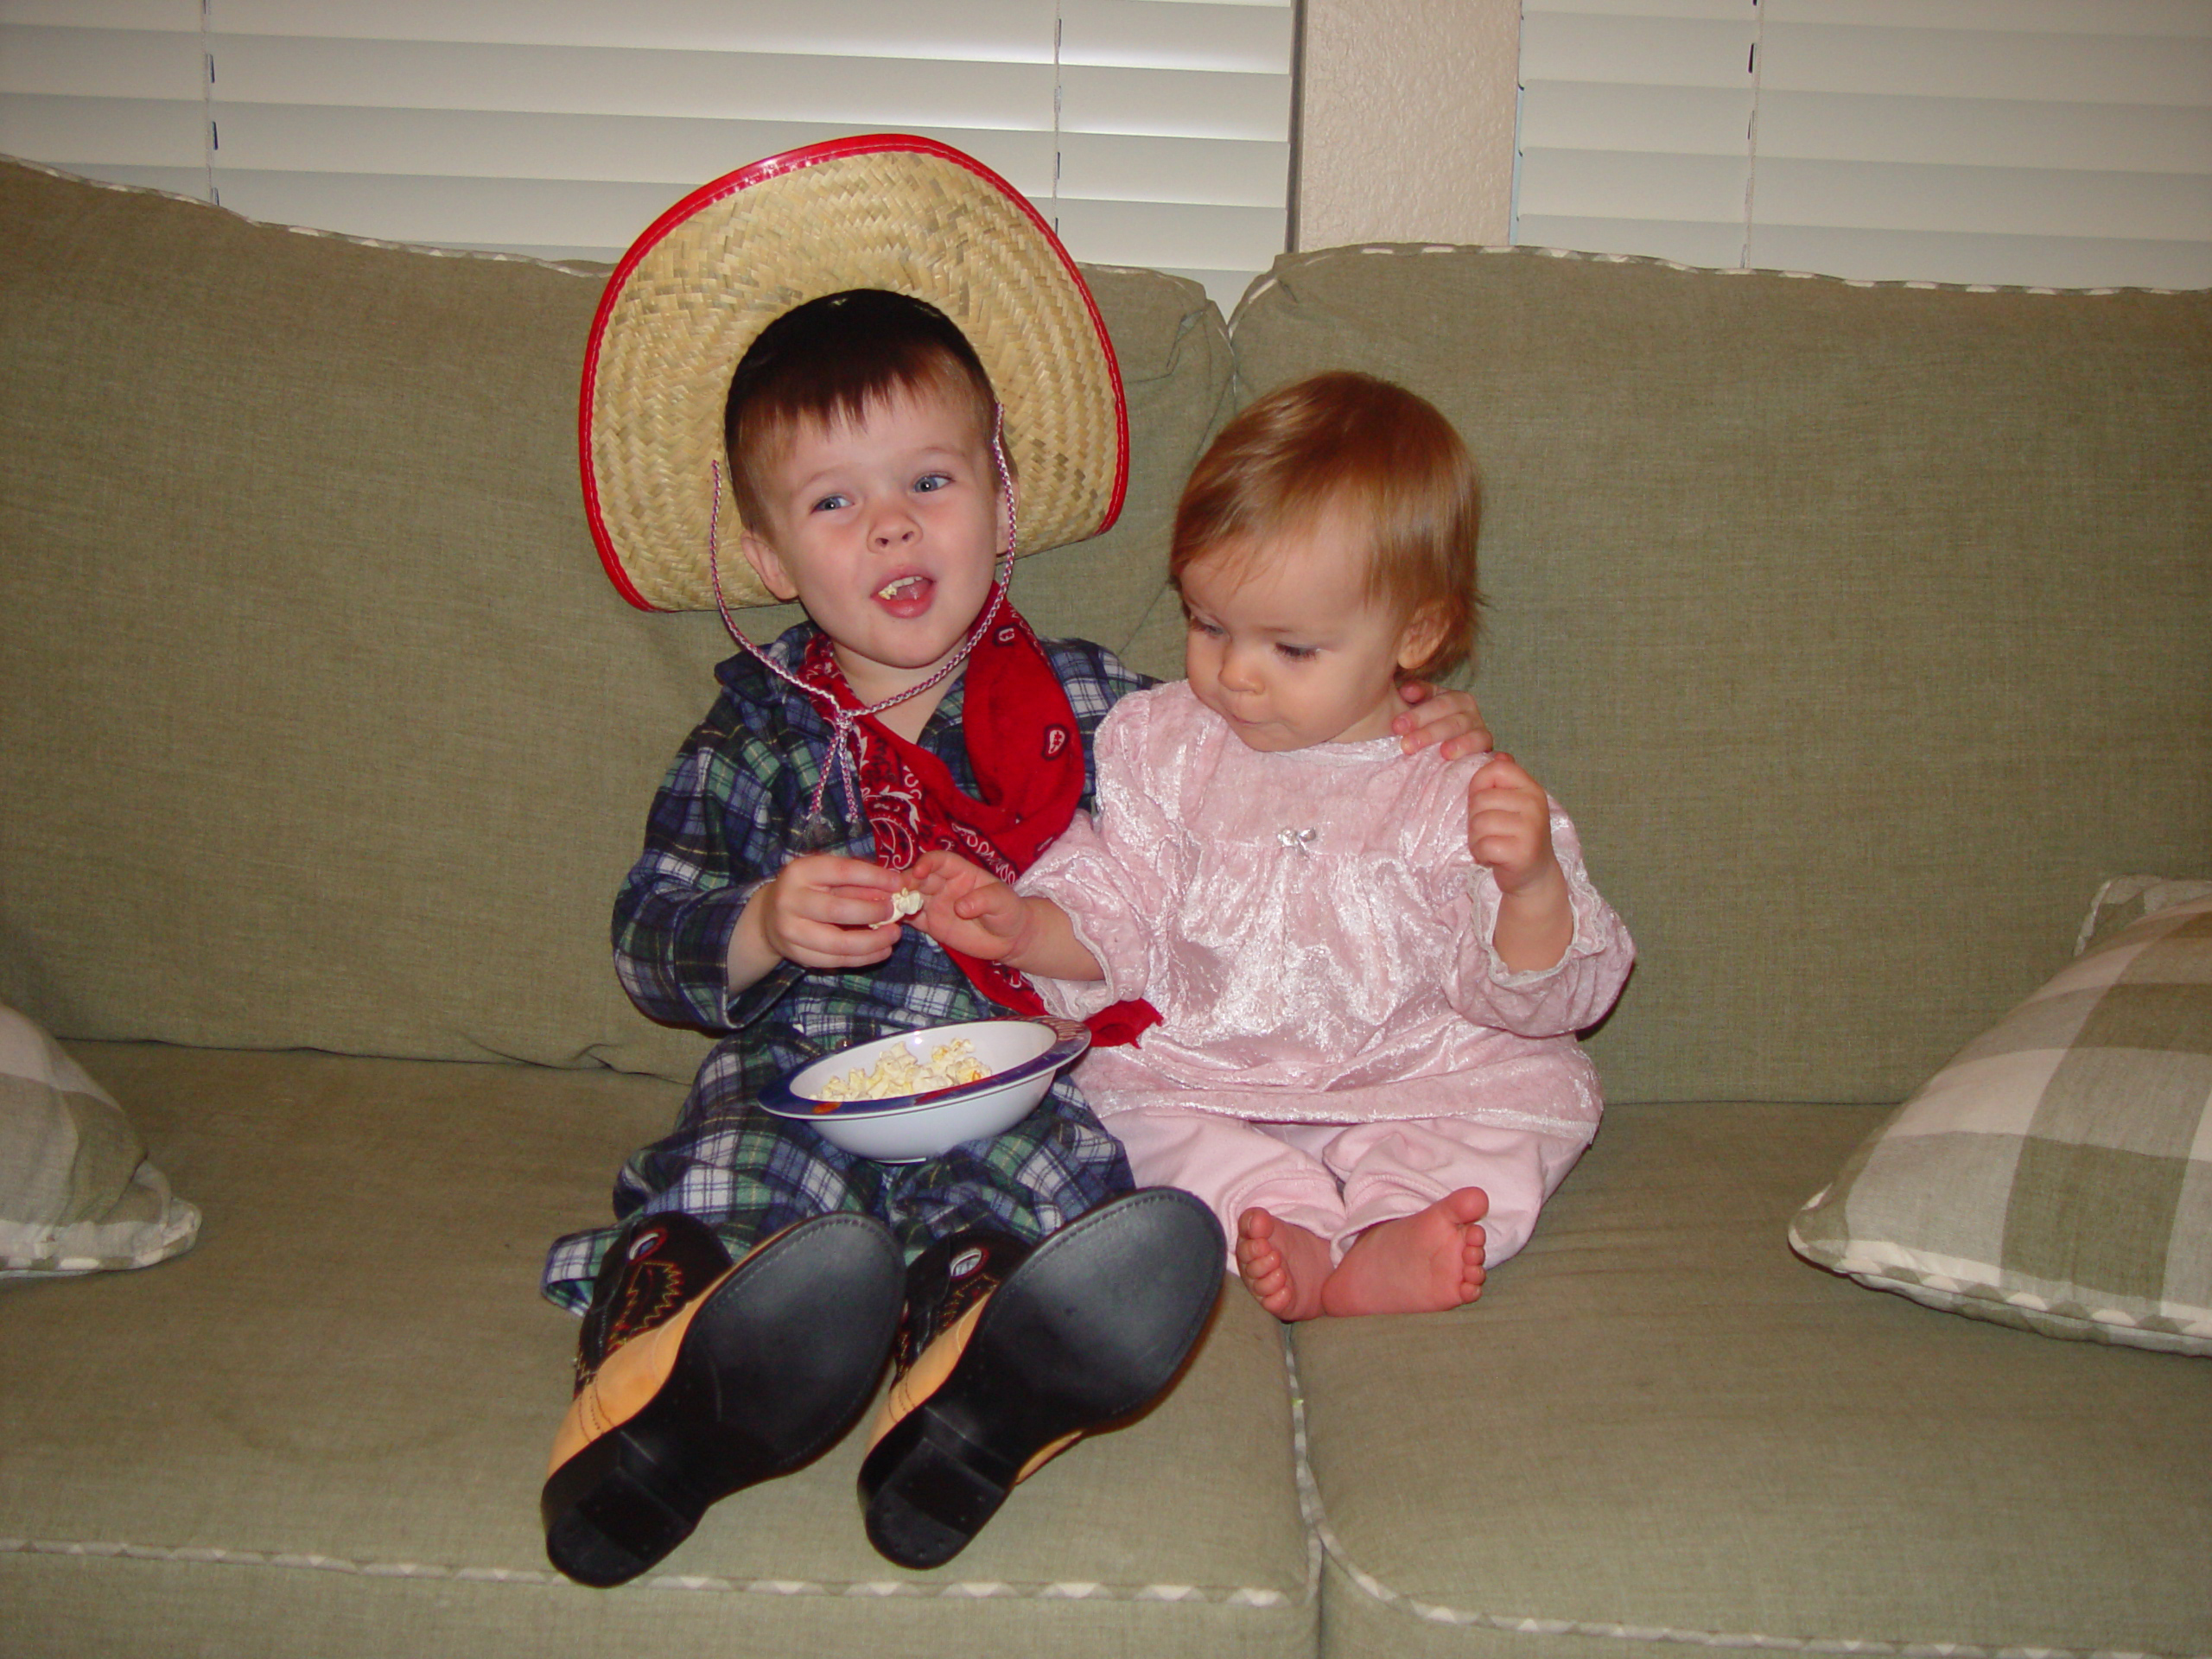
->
<box><xmin>798</xmin><ymin>604</ymin><xmax>1160</xmax><ymax>1048</ymax></box>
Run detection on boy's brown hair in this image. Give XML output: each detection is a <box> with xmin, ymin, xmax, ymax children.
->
<box><xmin>722</xmin><ymin>289</ymin><xmax>1001</xmax><ymax>535</ymax></box>
<box><xmin>1169</xmin><ymin>371</ymin><xmax>1481</xmax><ymax>680</ymax></box>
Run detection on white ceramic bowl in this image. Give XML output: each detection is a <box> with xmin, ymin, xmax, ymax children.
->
<box><xmin>759</xmin><ymin>1017</ymin><xmax>1091</xmax><ymax>1163</ymax></box>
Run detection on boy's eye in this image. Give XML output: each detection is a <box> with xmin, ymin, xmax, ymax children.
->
<box><xmin>1185</xmin><ymin>616</ymin><xmax>1224</xmax><ymax>638</ymax></box>
<box><xmin>913</xmin><ymin>472</ymin><xmax>951</xmax><ymax>493</ymax></box>
<box><xmin>810</xmin><ymin>493</ymin><xmax>850</xmax><ymax>513</ymax></box>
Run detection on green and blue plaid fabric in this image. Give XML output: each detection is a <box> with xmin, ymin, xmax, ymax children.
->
<box><xmin>1793</xmin><ymin>893</ymin><xmax>2212</xmax><ymax>1355</ymax></box>
<box><xmin>542</xmin><ymin>625</ymin><xmax>1147</xmax><ymax>1311</ymax></box>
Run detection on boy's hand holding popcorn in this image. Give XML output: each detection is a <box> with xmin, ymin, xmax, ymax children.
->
<box><xmin>729</xmin><ymin>855</ymin><xmax>914</xmax><ymax>986</ymax></box>
<box><xmin>1466</xmin><ymin>753</ymin><xmax>1574</xmax><ymax>974</ymax></box>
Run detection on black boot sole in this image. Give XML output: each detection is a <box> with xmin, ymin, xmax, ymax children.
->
<box><xmin>859</xmin><ymin>1189</ymin><xmax>1224</xmax><ymax>1569</ymax></box>
<box><xmin>543</xmin><ymin>1212</ymin><xmax>903</xmax><ymax>1587</ymax></box>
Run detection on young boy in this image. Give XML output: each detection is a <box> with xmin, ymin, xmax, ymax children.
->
<box><xmin>542</xmin><ymin>138</ymin><xmax>1489</xmax><ymax>1586</ymax></box>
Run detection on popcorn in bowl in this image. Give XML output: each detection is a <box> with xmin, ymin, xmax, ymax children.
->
<box><xmin>810</xmin><ymin>1037</ymin><xmax>990</xmax><ymax>1108</ymax></box>
<box><xmin>760</xmin><ymin>1019</ymin><xmax>1093</xmax><ymax>1164</ymax></box>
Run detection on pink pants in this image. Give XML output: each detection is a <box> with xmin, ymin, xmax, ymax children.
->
<box><xmin>1103</xmin><ymin>1108</ymin><xmax>1587</xmax><ymax>1269</ymax></box>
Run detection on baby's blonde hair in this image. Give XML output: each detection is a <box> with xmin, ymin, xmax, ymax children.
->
<box><xmin>1168</xmin><ymin>372</ymin><xmax>1481</xmax><ymax>679</ymax></box>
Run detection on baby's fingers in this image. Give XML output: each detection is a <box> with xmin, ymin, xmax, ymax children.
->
<box><xmin>1469</xmin><ymin>751</ymin><xmax>1539</xmax><ymax>794</ymax></box>
<box><xmin>908</xmin><ymin>849</ymin><xmax>959</xmax><ymax>888</ymax></box>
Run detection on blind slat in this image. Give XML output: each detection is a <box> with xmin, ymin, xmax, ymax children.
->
<box><xmin>0</xmin><ymin>92</ymin><xmax>203</xmax><ymax>164</ymax></box>
<box><xmin>1519</xmin><ymin>13</ymin><xmax>1756</xmax><ymax>87</ymax></box>
<box><xmin>1756</xmin><ymin>156</ymin><xmax>2212</xmax><ymax>242</ymax></box>
<box><xmin>1520</xmin><ymin>146</ymin><xmax>1751</xmax><ymax>222</ymax></box>
<box><xmin>1058</xmin><ymin>62</ymin><xmax>1291</xmax><ymax>142</ymax></box>
<box><xmin>1057</xmin><ymin>130</ymin><xmax>1289</xmax><ymax>207</ymax></box>
<box><xmin>207</xmin><ymin>0</ymin><xmax>1055</xmax><ymax>60</ymax></box>
<box><xmin>1050</xmin><ymin>194</ymin><xmax>1286</xmax><ymax>270</ymax></box>
<box><xmin>1059</xmin><ymin>0</ymin><xmax>1291</xmax><ymax>73</ymax></box>
<box><xmin>1522</xmin><ymin>0</ymin><xmax>1751</xmax><ymax>19</ymax></box>
<box><xmin>0</xmin><ymin>23</ymin><xmax>201</xmax><ymax>99</ymax></box>
<box><xmin>198</xmin><ymin>104</ymin><xmax>1056</xmax><ymax>194</ymax></box>
<box><xmin>210</xmin><ymin>35</ymin><xmax>1056</xmax><ymax>128</ymax></box>
<box><xmin>1759</xmin><ymin>91</ymin><xmax>2212</xmax><ymax>175</ymax></box>
<box><xmin>0</xmin><ymin>1</ymin><xmax>199</xmax><ymax>28</ymax></box>
<box><xmin>1760</xmin><ymin>22</ymin><xmax>2212</xmax><ymax>106</ymax></box>
<box><xmin>1518</xmin><ymin>80</ymin><xmax>1754</xmax><ymax>154</ymax></box>
<box><xmin>1764</xmin><ymin>0</ymin><xmax>2212</xmax><ymax>38</ymax></box>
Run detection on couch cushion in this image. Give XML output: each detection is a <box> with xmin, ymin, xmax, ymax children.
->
<box><xmin>1230</xmin><ymin>246</ymin><xmax>2212</xmax><ymax>1106</ymax></box>
<box><xmin>0</xmin><ymin>1044</ymin><xmax>1313</xmax><ymax>1659</ymax></box>
<box><xmin>1290</xmin><ymin>1101</ymin><xmax>2212</xmax><ymax>1659</ymax></box>
<box><xmin>0</xmin><ymin>158</ymin><xmax>1229</xmax><ymax>1078</ymax></box>
<box><xmin>1792</xmin><ymin>892</ymin><xmax>2212</xmax><ymax>1354</ymax></box>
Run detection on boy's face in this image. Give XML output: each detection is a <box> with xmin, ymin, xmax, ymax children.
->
<box><xmin>1179</xmin><ymin>505</ymin><xmax>1439</xmax><ymax>752</ymax></box>
<box><xmin>741</xmin><ymin>383</ymin><xmax>1005</xmax><ymax>708</ymax></box>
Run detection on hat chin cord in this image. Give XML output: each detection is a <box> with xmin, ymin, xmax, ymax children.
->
<box><xmin>706</xmin><ymin>404</ymin><xmax>1020</xmax><ymax>845</ymax></box>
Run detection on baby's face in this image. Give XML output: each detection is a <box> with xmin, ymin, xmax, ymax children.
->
<box><xmin>1179</xmin><ymin>509</ymin><xmax>1429</xmax><ymax>752</ymax></box>
<box><xmin>741</xmin><ymin>383</ymin><xmax>1005</xmax><ymax>708</ymax></box>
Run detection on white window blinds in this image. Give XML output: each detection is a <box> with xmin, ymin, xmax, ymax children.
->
<box><xmin>0</xmin><ymin>0</ymin><xmax>1294</xmax><ymax>309</ymax></box>
<box><xmin>1515</xmin><ymin>0</ymin><xmax>2212</xmax><ymax>288</ymax></box>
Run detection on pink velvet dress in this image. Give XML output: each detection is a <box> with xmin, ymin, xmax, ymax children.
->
<box><xmin>1020</xmin><ymin>683</ymin><xmax>1635</xmax><ymax>1141</ymax></box>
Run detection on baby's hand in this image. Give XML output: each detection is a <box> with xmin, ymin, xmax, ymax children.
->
<box><xmin>751</xmin><ymin>855</ymin><xmax>912</xmax><ymax>971</ymax></box>
<box><xmin>1466</xmin><ymin>753</ymin><xmax>1560</xmax><ymax>896</ymax></box>
<box><xmin>908</xmin><ymin>849</ymin><xmax>1031</xmax><ymax>961</ymax></box>
<box><xmin>1394</xmin><ymin>681</ymin><xmax>1491</xmax><ymax>760</ymax></box>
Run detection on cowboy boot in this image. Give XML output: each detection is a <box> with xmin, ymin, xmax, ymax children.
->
<box><xmin>543</xmin><ymin>1210</ymin><xmax>902</xmax><ymax>1586</ymax></box>
<box><xmin>857</xmin><ymin>1188</ymin><xmax>1225</xmax><ymax>1569</ymax></box>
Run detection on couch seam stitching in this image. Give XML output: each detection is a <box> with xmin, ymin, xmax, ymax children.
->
<box><xmin>0</xmin><ymin>1536</ymin><xmax>1306</xmax><ymax>1607</ymax></box>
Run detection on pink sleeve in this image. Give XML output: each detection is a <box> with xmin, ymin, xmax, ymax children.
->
<box><xmin>1441</xmin><ymin>803</ymin><xmax>1636</xmax><ymax>1039</ymax></box>
<box><xmin>1016</xmin><ymin>698</ymin><xmax>1187</xmax><ymax>1019</ymax></box>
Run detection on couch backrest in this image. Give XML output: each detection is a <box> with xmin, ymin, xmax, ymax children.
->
<box><xmin>0</xmin><ymin>159</ymin><xmax>1230</xmax><ymax>1083</ymax></box>
<box><xmin>1232</xmin><ymin>245</ymin><xmax>2210</xmax><ymax>1103</ymax></box>
<box><xmin>7</xmin><ymin>157</ymin><xmax>2207</xmax><ymax>1107</ymax></box>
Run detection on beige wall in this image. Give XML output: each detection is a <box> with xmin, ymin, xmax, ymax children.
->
<box><xmin>1294</xmin><ymin>0</ymin><xmax>1519</xmax><ymax>251</ymax></box>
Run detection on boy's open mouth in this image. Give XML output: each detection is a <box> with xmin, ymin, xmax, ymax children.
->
<box><xmin>874</xmin><ymin>575</ymin><xmax>933</xmax><ymax>611</ymax></box>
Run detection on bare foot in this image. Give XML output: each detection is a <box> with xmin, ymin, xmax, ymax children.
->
<box><xmin>1236</xmin><ymin>1208</ymin><xmax>1333</xmax><ymax>1322</ymax></box>
<box><xmin>1319</xmin><ymin>1188</ymin><xmax>1490</xmax><ymax>1318</ymax></box>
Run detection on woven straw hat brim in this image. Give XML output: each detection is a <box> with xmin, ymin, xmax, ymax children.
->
<box><xmin>581</xmin><ymin>136</ymin><xmax>1128</xmax><ymax>613</ymax></box>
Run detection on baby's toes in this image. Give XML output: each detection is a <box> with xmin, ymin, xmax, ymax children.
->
<box><xmin>1239</xmin><ymin>1258</ymin><xmax>1288</xmax><ymax>1312</ymax></box>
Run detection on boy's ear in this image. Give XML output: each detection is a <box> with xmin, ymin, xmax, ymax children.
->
<box><xmin>1395</xmin><ymin>603</ymin><xmax>1447</xmax><ymax>674</ymax></box>
<box><xmin>739</xmin><ymin>531</ymin><xmax>801</xmax><ymax>603</ymax></box>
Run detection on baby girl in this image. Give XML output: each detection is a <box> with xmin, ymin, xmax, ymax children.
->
<box><xmin>913</xmin><ymin>372</ymin><xmax>1634</xmax><ymax>1319</ymax></box>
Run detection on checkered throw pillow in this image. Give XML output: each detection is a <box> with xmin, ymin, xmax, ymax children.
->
<box><xmin>1791</xmin><ymin>893</ymin><xmax>2212</xmax><ymax>1356</ymax></box>
<box><xmin>0</xmin><ymin>1002</ymin><xmax>200</xmax><ymax>1275</ymax></box>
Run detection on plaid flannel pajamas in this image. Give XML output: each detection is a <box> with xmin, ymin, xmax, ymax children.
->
<box><xmin>542</xmin><ymin>625</ymin><xmax>1147</xmax><ymax>1313</ymax></box>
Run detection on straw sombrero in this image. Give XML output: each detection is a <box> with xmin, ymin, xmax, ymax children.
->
<box><xmin>581</xmin><ymin>135</ymin><xmax>1128</xmax><ymax>613</ymax></box>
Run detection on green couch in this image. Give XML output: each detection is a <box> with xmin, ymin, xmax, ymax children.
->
<box><xmin>3</xmin><ymin>156</ymin><xmax>2206</xmax><ymax>1658</ymax></box>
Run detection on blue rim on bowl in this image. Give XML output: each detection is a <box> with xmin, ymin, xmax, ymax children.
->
<box><xmin>758</xmin><ymin>1016</ymin><xmax>1090</xmax><ymax>1121</ymax></box>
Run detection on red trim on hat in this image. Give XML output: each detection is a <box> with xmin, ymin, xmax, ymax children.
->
<box><xmin>577</xmin><ymin>134</ymin><xmax>1130</xmax><ymax>612</ymax></box>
